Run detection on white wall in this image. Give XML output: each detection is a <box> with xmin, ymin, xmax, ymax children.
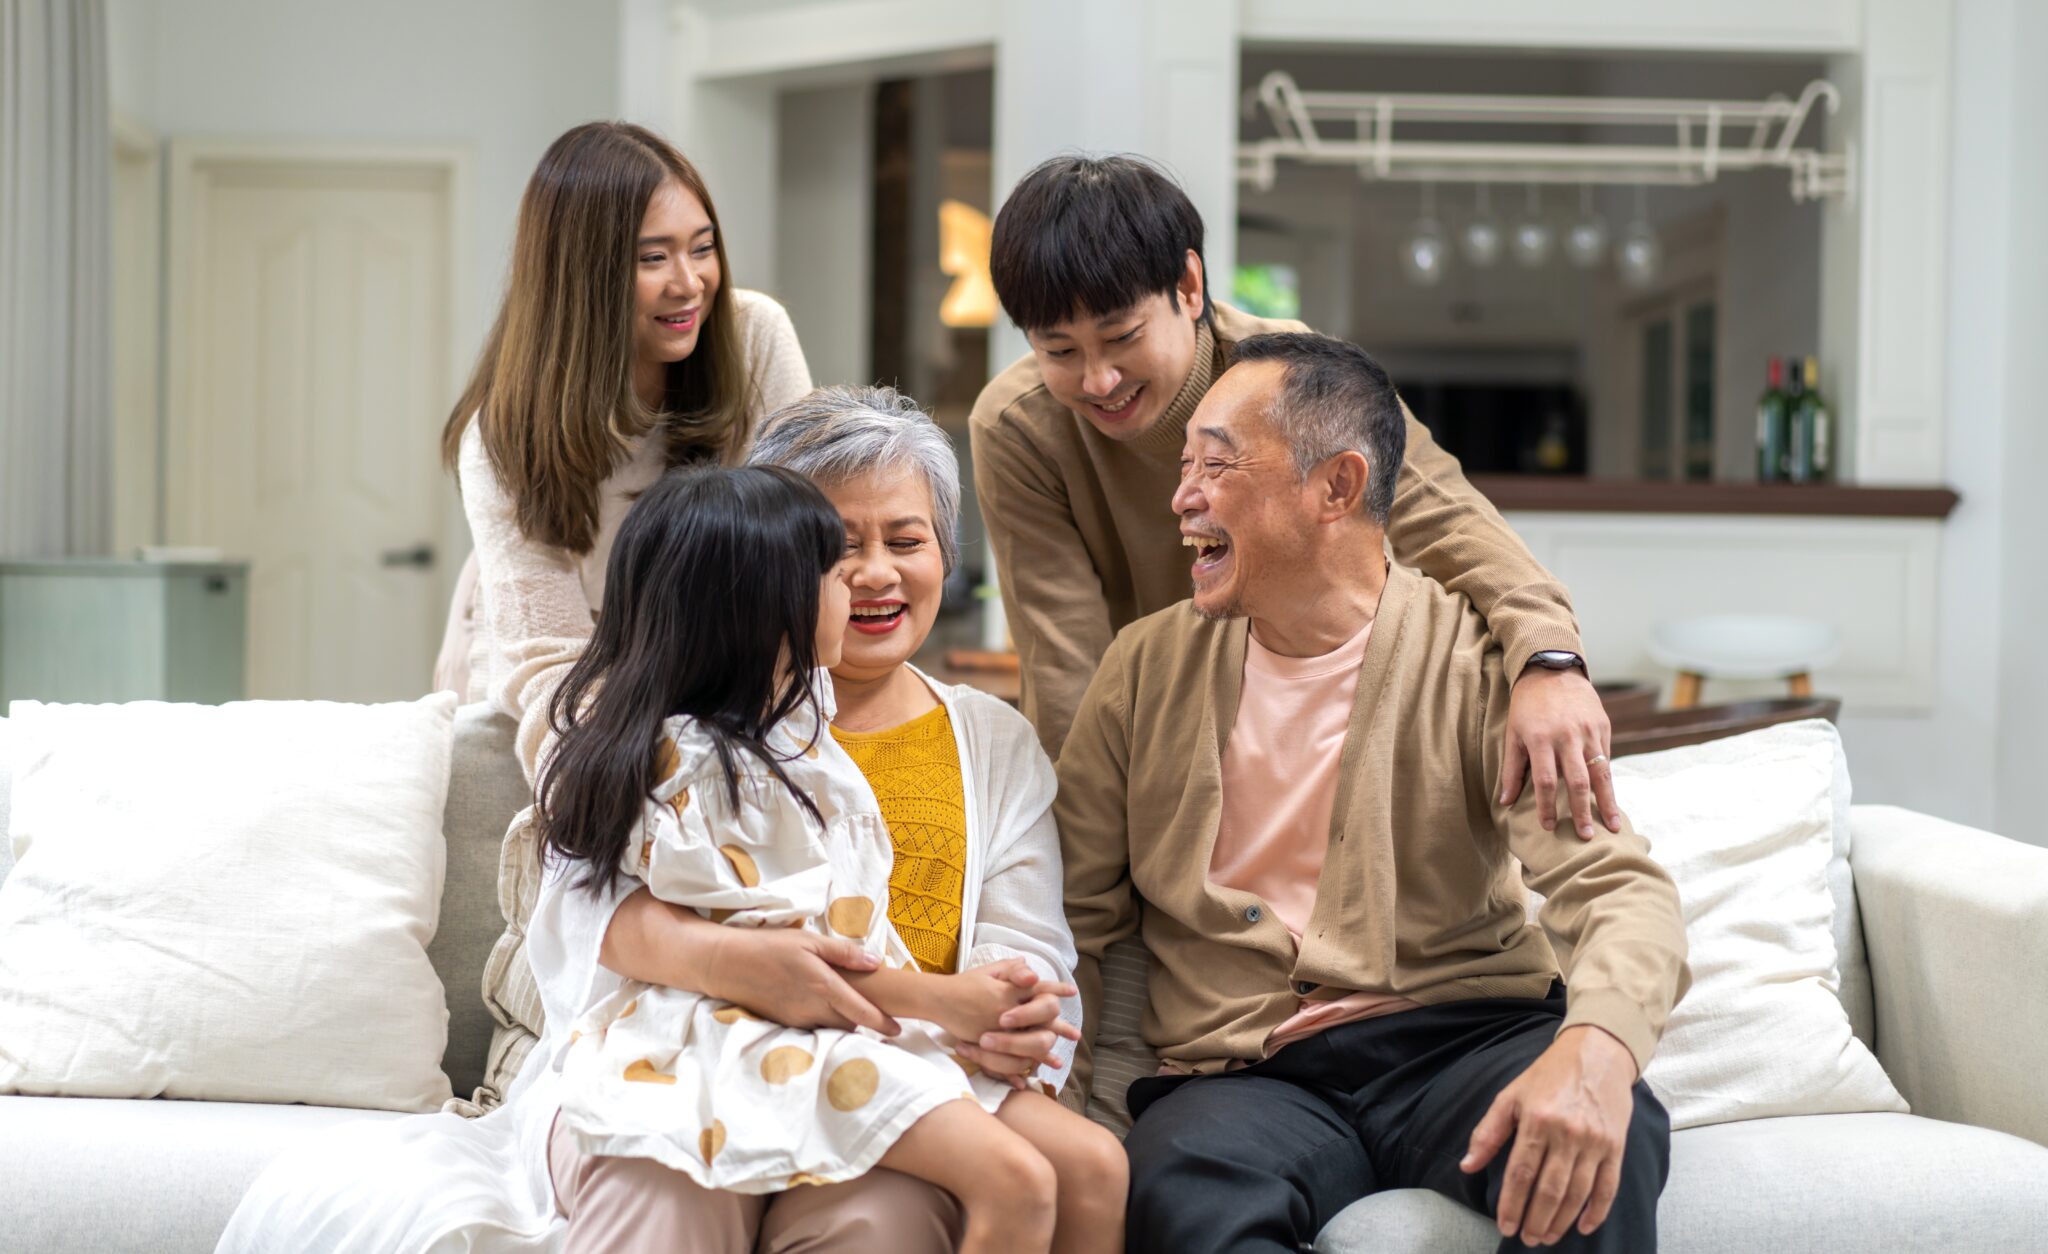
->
<box><xmin>105</xmin><ymin>0</ymin><xmax>622</xmax><ymax>362</ymax></box>
<box><xmin>989</xmin><ymin>0</ymin><xmax>1238</xmax><ymax>368</ymax></box>
<box><xmin>1992</xmin><ymin>0</ymin><xmax>2048</xmax><ymax>843</ymax></box>
<box><xmin>1832</xmin><ymin>0</ymin><xmax>2044</xmax><ymax>844</ymax></box>
<box><xmin>775</xmin><ymin>85</ymin><xmax>875</xmax><ymax>389</ymax></box>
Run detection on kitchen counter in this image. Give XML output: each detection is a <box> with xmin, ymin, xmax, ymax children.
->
<box><xmin>1467</xmin><ymin>477</ymin><xmax>1959</xmax><ymax>519</ymax></box>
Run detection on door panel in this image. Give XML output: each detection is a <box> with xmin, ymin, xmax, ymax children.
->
<box><xmin>111</xmin><ymin>125</ymin><xmax>162</xmax><ymax>556</ymax></box>
<box><xmin>175</xmin><ymin>156</ymin><xmax>450</xmax><ymax>701</ymax></box>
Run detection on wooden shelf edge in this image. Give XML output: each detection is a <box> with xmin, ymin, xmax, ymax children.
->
<box><xmin>1469</xmin><ymin>477</ymin><xmax>1960</xmax><ymax>519</ymax></box>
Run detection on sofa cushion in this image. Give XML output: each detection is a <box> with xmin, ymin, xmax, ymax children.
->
<box><xmin>1315</xmin><ymin>1112</ymin><xmax>2048</xmax><ymax>1253</ymax></box>
<box><xmin>0</xmin><ymin>1094</ymin><xmax>400</xmax><ymax>1254</ymax></box>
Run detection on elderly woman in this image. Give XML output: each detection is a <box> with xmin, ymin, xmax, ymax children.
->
<box><xmin>219</xmin><ymin>389</ymin><xmax>1121</xmax><ymax>1254</ymax></box>
<box><xmin>547</xmin><ymin>386</ymin><xmax>1125</xmax><ymax>1253</ymax></box>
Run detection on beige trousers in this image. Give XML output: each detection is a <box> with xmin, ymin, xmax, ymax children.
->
<box><xmin>549</xmin><ymin>1114</ymin><xmax>963</xmax><ymax>1253</ymax></box>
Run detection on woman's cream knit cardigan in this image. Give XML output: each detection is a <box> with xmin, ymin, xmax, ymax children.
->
<box><xmin>444</xmin><ymin>289</ymin><xmax>812</xmax><ymax>780</ymax></box>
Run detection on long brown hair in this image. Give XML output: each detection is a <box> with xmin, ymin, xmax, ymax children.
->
<box><xmin>441</xmin><ymin>122</ymin><xmax>754</xmax><ymax>553</ymax></box>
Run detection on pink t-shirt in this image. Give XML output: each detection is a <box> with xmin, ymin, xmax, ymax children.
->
<box><xmin>1209</xmin><ymin>616</ymin><xmax>1417</xmax><ymax>1055</ymax></box>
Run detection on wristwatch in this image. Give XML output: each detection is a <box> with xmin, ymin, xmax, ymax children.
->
<box><xmin>1525</xmin><ymin>650</ymin><xmax>1588</xmax><ymax>678</ymax></box>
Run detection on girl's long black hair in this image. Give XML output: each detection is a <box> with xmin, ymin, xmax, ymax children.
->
<box><xmin>536</xmin><ymin>464</ymin><xmax>845</xmax><ymax>895</ymax></box>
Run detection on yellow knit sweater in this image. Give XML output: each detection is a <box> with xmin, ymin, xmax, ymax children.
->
<box><xmin>831</xmin><ymin>705</ymin><xmax>968</xmax><ymax>973</ymax></box>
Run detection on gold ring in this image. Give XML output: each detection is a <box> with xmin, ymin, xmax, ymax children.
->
<box><xmin>1587</xmin><ymin>754</ymin><xmax>1609</xmax><ymax>767</ymax></box>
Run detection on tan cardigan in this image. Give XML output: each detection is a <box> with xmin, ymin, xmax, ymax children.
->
<box><xmin>1055</xmin><ymin>564</ymin><xmax>1688</xmax><ymax>1099</ymax></box>
<box><xmin>970</xmin><ymin>301</ymin><xmax>1584</xmax><ymax>758</ymax></box>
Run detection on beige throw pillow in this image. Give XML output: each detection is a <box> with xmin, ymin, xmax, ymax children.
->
<box><xmin>0</xmin><ymin>696</ymin><xmax>457</xmax><ymax>1112</ymax></box>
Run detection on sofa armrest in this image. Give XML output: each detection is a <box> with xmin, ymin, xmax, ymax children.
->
<box><xmin>1849</xmin><ymin>803</ymin><xmax>2048</xmax><ymax>1147</ymax></box>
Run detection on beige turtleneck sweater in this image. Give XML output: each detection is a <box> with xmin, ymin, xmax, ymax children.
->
<box><xmin>969</xmin><ymin>301</ymin><xmax>1585</xmax><ymax>758</ymax></box>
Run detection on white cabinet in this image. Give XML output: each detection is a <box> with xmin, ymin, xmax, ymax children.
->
<box><xmin>0</xmin><ymin>561</ymin><xmax>248</xmax><ymax>706</ymax></box>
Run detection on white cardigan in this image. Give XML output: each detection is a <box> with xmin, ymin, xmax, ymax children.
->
<box><xmin>214</xmin><ymin>673</ymin><xmax>1078</xmax><ymax>1254</ymax></box>
<box><xmin>449</xmin><ymin>289</ymin><xmax>813</xmax><ymax>782</ymax></box>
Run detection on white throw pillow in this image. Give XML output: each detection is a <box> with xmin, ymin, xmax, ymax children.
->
<box><xmin>0</xmin><ymin>696</ymin><xmax>457</xmax><ymax>1112</ymax></box>
<box><xmin>1606</xmin><ymin>719</ymin><xmax>1907</xmax><ymax>1128</ymax></box>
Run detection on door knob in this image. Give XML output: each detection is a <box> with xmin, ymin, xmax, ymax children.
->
<box><xmin>380</xmin><ymin>543</ymin><xmax>435</xmax><ymax>569</ymax></box>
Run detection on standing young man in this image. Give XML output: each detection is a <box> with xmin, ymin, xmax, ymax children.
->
<box><xmin>971</xmin><ymin>155</ymin><xmax>1619</xmax><ymax>837</ymax></box>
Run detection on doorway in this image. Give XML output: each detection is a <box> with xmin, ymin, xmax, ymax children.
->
<box><xmin>165</xmin><ymin>143</ymin><xmax>461</xmax><ymax>701</ymax></box>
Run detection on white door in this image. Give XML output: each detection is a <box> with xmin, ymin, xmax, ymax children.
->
<box><xmin>168</xmin><ymin>150</ymin><xmax>455</xmax><ymax>701</ymax></box>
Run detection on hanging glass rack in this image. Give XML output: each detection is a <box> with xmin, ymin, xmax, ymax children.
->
<box><xmin>1237</xmin><ymin>71</ymin><xmax>1853</xmax><ymax>204</ymax></box>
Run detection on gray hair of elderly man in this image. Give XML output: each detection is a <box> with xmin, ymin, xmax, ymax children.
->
<box><xmin>1230</xmin><ymin>332</ymin><xmax>1407</xmax><ymax>525</ymax></box>
<box><xmin>747</xmin><ymin>384</ymin><xmax>964</xmax><ymax>572</ymax></box>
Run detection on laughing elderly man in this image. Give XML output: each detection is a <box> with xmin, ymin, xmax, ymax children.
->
<box><xmin>1056</xmin><ymin>332</ymin><xmax>1689</xmax><ymax>1254</ymax></box>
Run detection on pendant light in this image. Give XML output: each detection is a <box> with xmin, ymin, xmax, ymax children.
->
<box><xmin>1461</xmin><ymin>182</ymin><xmax>1502</xmax><ymax>268</ymax></box>
<box><xmin>1401</xmin><ymin>181</ymin><xmax>1448</xmax><ymax>287</ymax></box>
<box><xmin>1617</xmin><ymin>185</ymin><xmax>1662</xmax><ymax>289</ymax></box>
<box><xmin>1564</xmin><ymin>183</ymin><xmax>1608</xmax><ymax>269</ymax></box>
<box><xmin>1511</xmin><ymin>183</ymin><xmax>1552</xmax><ymax>267</ymax></box>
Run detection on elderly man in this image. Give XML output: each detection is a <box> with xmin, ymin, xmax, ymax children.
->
<box><xmin>1056</xmin><ymin>332</ymin><xmax>1689</xmax><ymax>1254</ymax></box>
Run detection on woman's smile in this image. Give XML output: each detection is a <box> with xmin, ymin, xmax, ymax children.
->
<box><xmin>849</xmin><ymin>599</ymin><xmax>909</xmax><ymax>634</ymax></box>
<box><xmin>654</xmin><ymin>306</ymin><xmax>699</xmax><ymax>334</ymax></box>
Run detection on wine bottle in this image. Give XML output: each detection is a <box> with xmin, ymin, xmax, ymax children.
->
<box><xmin>1784</xmin><ymin>356</ymin><xmax>1810</xmax><ymax>482</ymax></box>
<box><xmin>1756</xmin><ymin>357</ymin><xmax>1787</xmax><ymax>483</ymax></box>
<box><xmin>1800</xmin><ymin>356</ymin><xmax>1832</xmax><ymax>483</ymax></box>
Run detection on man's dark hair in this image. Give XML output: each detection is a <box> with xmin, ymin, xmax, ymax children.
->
<box><xmin>1231</xmin><ymin>333</ymin><xmax>1406</xmax><ymax>524</ymax></box>
<box><xmin>989</xmin><ymin>154</ymin><xmax>1210</xmax><ymax>333</ymax></box>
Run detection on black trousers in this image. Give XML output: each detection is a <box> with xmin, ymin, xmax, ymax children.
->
<box><xmin>1122</xmin><ymin>986</ymin><xmax>1670</xmax><ymax>1254</ymax></box>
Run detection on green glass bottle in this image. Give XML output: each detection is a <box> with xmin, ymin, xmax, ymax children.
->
<box><xmin>1756</xmin><ymin>357</ymin><xmax>1788</xmax><ymax>482</ymax></box>
<box><xmin>1799</xmin><ymin>356</ymin><xmax>1832</xmax><ymax>483</ymax></box>
<box><xmin>1784</xmin><ymin>356</ymin><xmax>1810</xmax><ymax>482</ymax></box>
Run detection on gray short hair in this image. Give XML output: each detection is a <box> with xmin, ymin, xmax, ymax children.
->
<box><xmin>1230</xmin><ymin>333</ymin><xmax>1406</xmax><ymax>524</ymax></box>
<box><xmin>748</xmin><ymin>385</ymin><xmax>963</xmax><ymax>571</ymax></box>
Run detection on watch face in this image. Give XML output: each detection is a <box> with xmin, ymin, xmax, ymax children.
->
<box><xmin>1533</xmin><ymin>651</ymin><xmax>1583</xmax><ymax>669</ymax></box>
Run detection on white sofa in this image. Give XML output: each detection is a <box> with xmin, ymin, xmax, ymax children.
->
<box><xmin>2</xmin><ymin>704</ymin><xmax>2046</xmax><ymax>1252</ymax></box>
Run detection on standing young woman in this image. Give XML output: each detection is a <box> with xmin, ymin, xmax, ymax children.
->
<box><xmin>434</xmin><ymin>120</ymin><xmax>811</xmax><ymax>780</ymax></box>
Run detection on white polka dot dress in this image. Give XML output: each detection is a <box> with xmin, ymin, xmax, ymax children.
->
<box><xmin>553</xmin><ymin>697</ymin><xmax>1011</xmax><ymax>1193</ymax></box>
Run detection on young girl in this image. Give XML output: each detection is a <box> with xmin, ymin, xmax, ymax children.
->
<box><xmin>535</xmin><ymin>464</ymin><xmax>1109</xmax><ymax>1254</ymax></box>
